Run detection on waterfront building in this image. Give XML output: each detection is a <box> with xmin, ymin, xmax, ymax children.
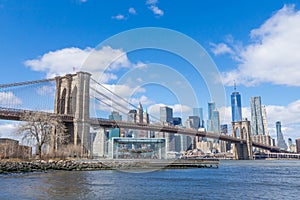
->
<box><xmin>174</xmin><ymin>134</ymin><xmax>188</xmax><ymax>153</ymax></box>
<box><xmin>276</xmin><ymin>121</ymin><xmax>288</xmax><ymax>150</ymax></box>
<box><xmin>231</xmin><ymin>83</ymin><xmax>242</xmax><ymax>122</ymax></box>
<box><xmin>0</xmin><ymin>138</ymin><xmax>32</xmax><ymax>159</ymax></box>
<box><xmin>108</xmin><ymin>111</ymin><xmax>122</xmax><ymax>139</ymax></box>
<box><xmin>296</xmin><ymin>138</ymin><xmax>300</xmax><ymax>153</ymax></box>
<box><xmin>160</xmin><ymin>106</ymin><xmax>175</xmax><ymax>152</ymax></box>
<box><xmin>250</xmin><ymin>96</ymin><xmax>265</xmax><ymax>135</ymax></box>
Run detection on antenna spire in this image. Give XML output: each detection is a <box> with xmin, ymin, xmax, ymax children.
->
<box><xmin>234</xmin><ymin>80</ymin><xmax>236</xmax><ymax>91</ymax></box>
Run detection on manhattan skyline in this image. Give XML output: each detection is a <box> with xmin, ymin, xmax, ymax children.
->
<box><xmin>0</xmin><ymin>0</ymin><xmax>299</xmax><ymax>142</ymax></box>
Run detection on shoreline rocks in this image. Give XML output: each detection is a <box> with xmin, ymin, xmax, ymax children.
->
<box><xmin>0</xmin><ymin>159</ymin><xmax>219</xmax><ymax>174</ymax></box>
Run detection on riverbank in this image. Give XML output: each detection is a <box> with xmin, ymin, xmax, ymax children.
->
<box><xmin>0</xmin><ymin>158</ymin><xmax>219</xmax><ymax>173</ymax></box>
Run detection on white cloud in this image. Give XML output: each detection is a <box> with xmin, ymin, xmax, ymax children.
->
<box><xmin>24</xmin><ymin>47</ymin><xmax>91</xmax><ymax>77</ymax></box>
<box><xmin>0</xmin><ymin>122</ymin><xmax>21</xmax><ymax>140</ymax></box>
<box><xmin>146</xmin><ymin>0</ymin><xmax>158</xmax><ymax>5</ymax></box>
<box><xmin>221</xmin><ymin>4</ymin><xmax>300</xmax><ymax>87</ymax></box>
<box><xmin>148</xmin><ymin>103</ymin><xmax>191</xmax><ymax>117</ymax></box>
<box><xmin>210</xmin><ymin>42</ymin><xmax>234</xmax><ymax>56</ymax></box>
<box><xmin>218</xmin><ymin>106</ymin><xmax>251</xmax><ymax>125</ymax></box>
<box><xmin>36</xmin><ymin>85</ymin><xmax>55</xmax><ymax>96</ymax></box>
<box><xmin>112</xmin><ymin>14</ymin><xmax>126</xmax><ymax>20</ymax></box>
<box><xmin>130</xmin><ymin>95</ymin><xmax>154</xmax><ymax>106</ymax></box>
<box><xmin>149</xmin><ymin>5</ymin><xmax>164</xmax><ymax>17</ymax></box>
<box><xmin>24</xmin><ymin>46</ymin><xmax>135</xmax><ymax>82</ymax></box>
<box><xmin>146</xmin><ymin>0</ymin><xmax>164</xmax><ymax>17</ymax></box>
<box><xmin>0</xmin><ymin>92</ymin><xmax>22</xmax><ymax>106</ymax></box>
<box><xmin>128</xmin><ymin>7</ymin><xmax>137</xmax><ymax>15</ymax></box>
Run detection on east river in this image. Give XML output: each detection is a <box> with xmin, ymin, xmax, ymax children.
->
<box><xmin>0</xmin><ymin>160</ymin><xmax>300</xmax><ymax>200</ymax></box>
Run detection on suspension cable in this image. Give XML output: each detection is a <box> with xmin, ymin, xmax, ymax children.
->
<box><xmin>0</xmin><ymin>78</ymin><xmax>56</xmax><ymax>89</ymax></box>
<box><xmin>90</xmin><ymin>78</ymin><xmax>161</xmax><ymax>122</ymax></box>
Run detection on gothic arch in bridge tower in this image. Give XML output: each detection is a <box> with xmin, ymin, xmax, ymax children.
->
<box><xmin>71</xmin><ymin>86</ymin><xmax>77</xmax><ymax>114</ymax></box>
<box><xmin>54</xmin><ymin>72</ymin><xmax>91</xmax><ymax>156</ymax></box>
<box><xmin>232</xmin><ymin>120</ymin><xmax>253</xmax><ymax>160</ymax></box>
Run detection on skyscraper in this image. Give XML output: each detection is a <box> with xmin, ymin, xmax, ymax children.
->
<box><xmin>160</xmin><ymin>106</ymin><xmax>175</xmax><ymax>152</ymax></box>
<box><xmin>160</xmin><ymin>106</ymin><xmax>173</xmax><ymax>124</ymax></box>
<box><xmin>188</xmin><ymin>116</ymin><xmax>200</xmax><ymax>129</ymax></box>
<box><xmin>193</xmin><ymin>107</ymin><xmax>204</xmax><ymax>128</ymax></box>
<box><xmin>137</xmin><ymin>102</ymin><xmax>143</xmax><ymax>123</ymax></box>
<box><xmin>296</xmin><ymin>138</ymin><xmax>300</xmax><ymax>153</ymax></box>
<box><xmin>250</xmin><ymin>96</ymin><xmax>265</xmax><ymax>135</ymax></box>
<box><xmin>276</xmin><ymin>121</ymin><xmax>287</xmax><ymax>150</ymax></box>
<box><xmin>207</xmin><ymin>102</ymin><xmax>220</xmax><ymax>134</ymax></box>
<box><xmin>231</xmin><ymin>84</ymin><xmax>242</xmax><ymax>122</ymax></box>
<box><xmin>261</xmin><ymin>105</ymin><xmax>269</xmax><ymax>136</ymax></box>
<box><xmin>208</xmin><ymin>102</ymin><xmax>215</xmax><ymax>120</ymax></box>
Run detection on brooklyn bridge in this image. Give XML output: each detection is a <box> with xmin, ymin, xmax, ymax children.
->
<box><xmin>0</xmin><ymin>72</ymin><xmax>286</xmax><ymax>160</ymax></box>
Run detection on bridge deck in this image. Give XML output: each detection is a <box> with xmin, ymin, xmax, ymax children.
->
<box><xmin>0</xmin><ymin>107</ymin><xmax>281</xmax><ymax>152</ymax></box>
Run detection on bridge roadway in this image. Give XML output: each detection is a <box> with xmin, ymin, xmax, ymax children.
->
<box><xmin>0</xmin><ymin>107</ymin><xmax>281</xmax><ymax>152</ymax></box>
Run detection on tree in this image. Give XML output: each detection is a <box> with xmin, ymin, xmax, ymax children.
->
<box><xmin>18</xmin><ymin>111</ymin><xmax>68</xmax><ymax>159</ymax></box>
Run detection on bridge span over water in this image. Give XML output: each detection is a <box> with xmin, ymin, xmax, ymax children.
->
<box><xmin>0</xmin><ymin>72</ymin><xmax>284</xmax><ymax>159</ymax></box>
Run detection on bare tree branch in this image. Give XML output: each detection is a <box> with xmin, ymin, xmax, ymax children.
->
<box><xmin>17</xmin><ymin>112</ymin><xmax>69</xmax><ymax>159</ymax></box>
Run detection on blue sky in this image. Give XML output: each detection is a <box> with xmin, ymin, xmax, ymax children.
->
<box><xmin>0</xmin><ymin>0</ymin><xmax>300</xmax><ymax>142</ymax></box>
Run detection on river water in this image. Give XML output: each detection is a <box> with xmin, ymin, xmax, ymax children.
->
<box><xmin>1</xmin><ymin>160</ymin><xmax>300</xmax><ymax>200</ymax></box>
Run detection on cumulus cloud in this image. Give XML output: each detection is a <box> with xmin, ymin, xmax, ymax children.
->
<box><xmin>149</xmin><ymin>5</ymin><xmax>164</xmax><ymax>16</ymax></box>
<box><xmin>210</xmin><ymin>42</ymin><xmax>234</xmax><ymax>56</ymax></box>
<box><xmin>146</xmin><ymin>0</ymin><xmax>158</xmax><ymax>4</ymax></box>
<box><xmin>0</xmin><ymin>122</ymin><xmax>21</xmax><ymax>141</ymax></box>
<box><xmin>128</xmin><ymin>7</ymin><xmax>137</xmax><ymax>15</ymax></box>
<box><xmin>148</xmin><ymin>103</ymin><xmax>191</xmax><ymax>118</ymax></box>
<box><xmin>35</xmin><ymin>85</ymin><xmax>56</xmax><ymax>96</ymax></box>
<box><xmin>24</xmin><ymin>46</ymin><xmax>137</xmax><ymax>82</ymax></box>
<box><xmin>146</xmin><ymin>0</ymin><xmax>164</xmax><ymax>17</ymax></box>
<box><xmin>112</xmin><ymin>14</ymin><xmax>126</xmax><ymax>20</ymax></box>
<box><xmin>0</xmin><ymin>92</ymin><xmax>22</xmax><ymax>106</ymax></box>
<box><xmin>220</xmin><ymin>4</ymin><xmax>300</xmax><ymax>87</ymax></box>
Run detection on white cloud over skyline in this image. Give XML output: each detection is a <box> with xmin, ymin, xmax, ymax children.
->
<box><xmin>0</xmin><ymin>92</ymin><xmax>22</xmax><ymax>106</ymax></box>
<box><xmin>24</xmin><ymin>46</ymin><xmax>135</xmax><ymax>82</ymax></box>
<box><xmin>217</xmin><ymin>4</ymin><xmax>300</xmax><ymax>87</ymax></box>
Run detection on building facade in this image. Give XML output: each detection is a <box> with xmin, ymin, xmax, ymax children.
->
<box><xmin>193</xmin><ymin>107</ymin><xmax>204</xmax><ymax>128</ymax></box>
<box><xmin>160</xmin><ymin>106</ymin><xmax>173</xmax><ymax>124</ymax></box>
<box><xmin>250</xmin><ymin>96</ymin><xmax>265</xmax><ymax>135</ymax></box>
<box><xmin>207</xmin><ymin>102</ymin><xmax>220</xmax><ymax>134</ymax></box>
<box><xmin>159</xmin><ymin>106</ymin><xmax>175</xmax><ymax>152</ymax></box>
<box><xmin>231</xmin><ymin>87</ymin><xmax>242</xmax><ymax>122</ymax></box>
<box><xmin>276</xmin><ymin>121</ymin><xmax>288</xmax><ymax>150</ymax></box>
<box><xmin>296</xmin><ymin>138</ymin><xmax>300</xmax><ymax>153</ymax></box>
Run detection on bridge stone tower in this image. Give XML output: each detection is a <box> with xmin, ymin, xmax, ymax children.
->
<box><xmin>54</xmin><ymin>71</ymin><xmax>91</xmax><ymax>156</ymax></box>
<box><xmin>232</xmin><ymin>119</ymin><xmax>253</xmax><ymax>160</ymax></box>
